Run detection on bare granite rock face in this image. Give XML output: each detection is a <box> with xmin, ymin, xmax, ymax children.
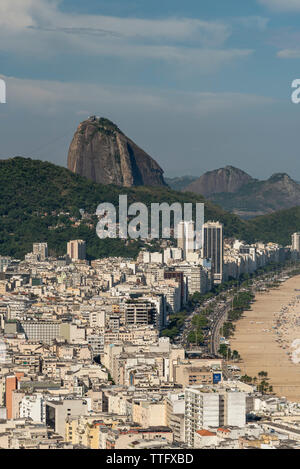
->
<box><xmin>67</xmin><ymin>117</ymin><xmax>166</xmax><ymax>187</ymax></box>
<box><xmin>185</xmin><ymin>165</ymin><xmax>254</xmax><ymax>196</ymax></box>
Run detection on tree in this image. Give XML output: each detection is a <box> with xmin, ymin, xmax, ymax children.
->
<box><xmin>231</xmin><ymin>350</ymin><xmax>240</xmax><ymax>361</ymax></box>
<box><xmin>218</xmin><ymin>344</ymin><xmax>231</xmax><ymax>360</ymax></box>
<box><xmin>258</xmin><ymin>371</ymin><xmax>268</xmax><ymax>380</ymax></box>
<box><xmin>188</xmin><ymin>330</ymin><xmax>204</xmax><ymax>346</ymax></box>
<box><xmin>240</xmin><ymin>375</ymin><xmax>253</xmax><ymax>384</ymax></box>
<box><xmin>258</xmin><ymin>380</ymin><xmax>270</xmax><ymax>394</ymax></box>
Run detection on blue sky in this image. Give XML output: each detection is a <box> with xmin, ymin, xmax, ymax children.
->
<box><xmin>1</xmin><ymin>0</ymin><xmax>300</xmax><ymax>178</ymax></box>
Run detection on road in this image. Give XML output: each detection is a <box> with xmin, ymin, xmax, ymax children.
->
<box><xmin>209</xmin><ymin>302</ymin><xmax>232</xmax><ymax>355</ymax></box>
<box><xmin>175</xmin><ymin>263</ymin><xmax>299</xmax><ymax>361</ymax></box>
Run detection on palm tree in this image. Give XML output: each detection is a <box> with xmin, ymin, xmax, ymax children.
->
<box><xmin>258</xmin><ymin>371</ymin><xmax>268</xmax><ymax>380</ymax></box>
<box><xmin>232</xmin><ymin>350</ymin><xmax>240</xmax><ymax>362</ymax></box>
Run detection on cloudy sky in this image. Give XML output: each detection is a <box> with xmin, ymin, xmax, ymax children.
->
<box><xmin>1</xmin><ymin>0</ymin><xmax>300</xmax><ymax>178</ymax></box>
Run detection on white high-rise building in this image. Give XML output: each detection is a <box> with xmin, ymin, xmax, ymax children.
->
<box><xmin>292</xmin><ymin>232</ymin><xmax>300</xmax><ymax>253</ymax></box>
<box><xmin>20</xmin><ymin>394</ymin><xmax>45</xmax><ymax>423</ymax></box>
<box><xmin>185</xmin><ymin>387</ymin><xmax>246</xmax><ymax>447</ymax></box>
<box><xmin>219</xmin><ymin>392</ymin><xmax>246</xmax><ymax>428</ymax></box>
<box><xmin>177</xmin><ymin>221</ymin><xmax>195</xmax><ymax>259</ymax></box>
<box><xmin>185</xmin><ymin>387</ymin><xmax>219</xmax><ymax>447</ymax></box>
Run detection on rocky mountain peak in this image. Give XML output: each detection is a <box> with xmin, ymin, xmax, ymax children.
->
<box><xmin>268</xmin><ymin>173</ymin><xmax>293</xmax><ymax>183</ymax></box>
<box><xmin>185</xmin><ymin>165</ymin><xmax>254</xmax><ymax>197</ymax></box>
<box><xmin>68</xmin><ymin>117</ymin><xmax>166</xmax><ymax>187</ymax></box>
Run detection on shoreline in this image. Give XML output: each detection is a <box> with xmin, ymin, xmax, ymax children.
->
<box><xmin>230</xmin><ymin>275</ymin><xmax>300</xmax><ymax>402</ymax></box>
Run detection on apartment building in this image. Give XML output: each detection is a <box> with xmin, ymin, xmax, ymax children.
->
<box><xmin>292</xmin><ymin>232</ymin><xmax>300</xmax><ymax>257</ymax></box>
<box><xmin>19</xmin><ymin>393</ymin><xmax>45</xmax><ymax>423</ymax></box>
<box><xmin>19</xmin><ymin>321</ymin><xmax>61</xmax><ymax>344</ymax></box>
<box><xmin>124</xmin><ymin>295</ymin><xmax>165</xmax><ymax>331</ymax></box>
<box><xmin>132</xmin><ymin>400</ymin><xmax>167</xmax><ymax>427</ymax></box>
<box><xmin>185</xmin><ymin>387</ymin><xmax>220</xmax><ymax>447</ymax></box>
<box><xmin>165</xmin><ymin>392</ymin><xmax>185</xmax><ymax>443</ymax></box>
<box><xmin>33</xmin><ymin>243</ymin><xmax>48</xmax><ymax>261</ymax></box>
<box><xmin>45</xmin><ymin>398</ymin><xmax>90</xmax><ymax>436</ymax></box>
<box><xmin>202</xmin><ymin>221</ymin><xmax>224</xmax><ymax>284</ymax></box>
<box><xmin>67</xmin><ymin>240</ymin><xmax>86</xmax><ymax>261</ymax></box>
<box><xmin>177</xmin><ymin>221</ymin><xmax>196</xmax><ymax>259</ymax></box>
<box><xmin>184</xmin><ymin>387</ymin><xmax>246</xmax><ymax>447</ymax></box>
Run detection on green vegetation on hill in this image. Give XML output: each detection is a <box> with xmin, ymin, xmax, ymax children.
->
<box><xmin>248</xmin><ymin>207</ymin><xmax>300</xmax><ymax>246</ymax></box>
<box><xmin>0</xmin><ymin>157</ymin><xmax>298</xmax><ymax>260</ymax></box>
<box><xmin>0</xmin><ymin>157</ymin><xmax>246</xmax><ymax>259</ymax></box>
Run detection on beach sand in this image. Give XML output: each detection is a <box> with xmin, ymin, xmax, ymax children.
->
<box><xmin>231</xmin><ymin>275</ymin><xmax>300</xmax><ymax>402</ymax></box>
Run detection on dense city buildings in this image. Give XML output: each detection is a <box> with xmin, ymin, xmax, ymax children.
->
<box><xmin>3</xmin><ymin>0</ymin><xmax>300</xmax><ymax>454</ymax></box>
<box><xmin>0</xmin><ymin>232</ymin><xmax>298</xmax><ymax>450</ymax></box>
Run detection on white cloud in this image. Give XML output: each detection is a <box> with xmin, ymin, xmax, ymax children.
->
<box><xmin>58</xmin><ymin>40</ymin><xmax>252</xmax><ymax>69</ymax></box>
<box><xmin>51</xmin><ymin>16</ymin><xmax>231</xmax><ymax>46</ymax></box>
<box><xmin>233</xmin><ymin>16</ymin><xmax>270</xmax><ymax>31</ymax></box>
<box><xmin>277</xmin><ymin>49</ymin><xmax>300</xmax><ymax>58</ymax></box>
<box><xmin>0</xmin><ymin>0</ymin><xmax>230</xmax><ymax>44</ymax></box>
<box><xmin>2</xmin><ymin>75</ymin><xmax>275</xmax><ymax>117</ymax></box>
<box><xmin>258</xmin><ymin>0</ymin><xmax>300</xmax><ymax>12</ymax></box>
<box><xmin>0</xmin><ymin>0</ymin><xmax>58</xmax><ymax>30</ymax></box>
<box><xmin>0</xmin><ymin>0</ymin><xmax>252</xmax><ymax>71</ymax></box>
